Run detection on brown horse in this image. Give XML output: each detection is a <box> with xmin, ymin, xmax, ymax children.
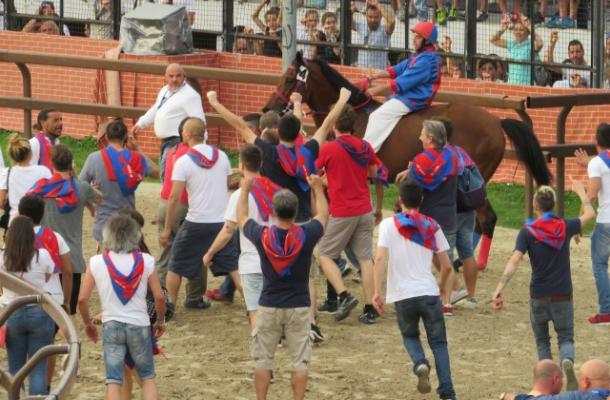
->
<box><xmin>263</xmin><ymin>53</ymin><xmax>552</xmax><ymax>266</ymax></box>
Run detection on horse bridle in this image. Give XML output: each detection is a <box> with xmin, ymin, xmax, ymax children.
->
<box><xmin>273</xmin><ymin>62</ymin><xmax>372</xmax><ymax>117</ymax></box>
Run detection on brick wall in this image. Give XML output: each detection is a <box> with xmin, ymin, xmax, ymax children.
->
<box><xmin>0</xmin><ymin>31</ymin><xmax>608</xmax><ymax>184</ymax></box>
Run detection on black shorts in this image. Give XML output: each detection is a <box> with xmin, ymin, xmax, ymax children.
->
<box><xmin>209</xmin><ymin>231</ymin><xmax>239</xmax><ymax>277</ymax></box>
<box><xmin>169</xmin><ymin>221</ymin><xmax>237</xmax><ymax>279</ymax></box>
<box><xmin>59</xmin><ymin>272</ymin><xmax>82</xmax><ymax>315</ymax></box>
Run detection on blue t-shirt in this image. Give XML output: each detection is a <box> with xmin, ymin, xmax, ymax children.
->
<box><xmin>243</xmin><ymin>219</ymin><xmax>324</xmax><ymax>308</ymax></box>
<box><xmin>532</xmin><ymin>390</ymin><xmax>609</xmax><ymax>400</ymax></box>
<box><xmin>514</xmin><ymin>218</ymin><xmax>581</xmax><ymax>298</ymax></box>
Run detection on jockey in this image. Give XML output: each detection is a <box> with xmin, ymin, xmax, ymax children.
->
<box><xmin>362</xmin><ymin>21</ymin><xmax>442</xmax><ymax>152</ymax></box>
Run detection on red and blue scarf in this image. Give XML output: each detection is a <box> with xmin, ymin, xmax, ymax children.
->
<box><xmin>35</xmin><ymin>131</ymin><xmax>53</xmax><ymax>171</ymax></box>
<box><xmin>251</xmin><ymin>177</ymin><xmax>282</xmax><ymax>222</ymax></box>
<box><xmin>276</xmin><ymin>144</ymin><xmax>316</xmax><ymax>192</ymax></box>
<box><xmin>28</xmin><ymin>173</ymin><xmax>80</xmax><ymax>213</ymax></box>
<box><xmin>373</xmin><ymin>161</ymin><xmax>389</xmax><ymax>187</ymax></box>
<box><xmin>101</xmin><ymin>146</ymin><xmax>146</xmax><ymax>197</ymax></box>
<box><xmin>103</xmin><ymin>251</ymin><xmax>145</xmax><ymax>305</ymax></box>
<box><xmin>393</xmin><ymin>211</ymin><xmax>440</xmax><ymax>252</ymax></box>
<box><xmin>598</xmin><ymin>150</ymin><xmax>610</xmax><ymax>168</ymax></box>
<box><xmin>261</xmin><ymin>225</ymin><xmax>306</xmax><ymax>278</ymax></box>
<box><xmin>411</xmin><ymin>147</ymin><xmax>457</xmax><ymax>191</ymax></box>
<box><xmin>525</xmin><ymin>212</ymin><xmax>566</xmax><ymax>250</ymax></box>
<box><xmin>34</xmin><ymin>226</ymin><xmax>61</xmax><ymax>273</ymax></box>
<box><xmin>446</xmin><ymin>144</ymin><xmax>476</xmax><ymax>175</ymax></box>
<box><xmin>335</xmin><ymin>135</ymin><xmax>373</xmax><ymax>168</ymax></box>
<box><xmin>187</xmin><ymin>146</ymin><xmax>219</xmax><ymax>169</ymax></box>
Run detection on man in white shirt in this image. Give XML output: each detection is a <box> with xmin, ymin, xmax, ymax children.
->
<box><xmin>132</xmin><ymin>63</ymin><xmax>206</xmax><ymax>183</ymax></box>
<box><xmin>372</xmin><ymin>180</ymin><xmax>456</xmax><ymax>400</ymax></box>
<box><xmin>30</xmin><ymin>109</ymin><xmax>62</xmax><ymax>170</ymax></box>
<box><xmin>160</xmin><ymin>117</ymin><xmax>233</xmax><ymax>309</ymax></box>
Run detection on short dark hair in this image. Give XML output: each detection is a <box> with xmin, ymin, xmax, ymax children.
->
<box><xmin>399</xmin><ymin>180</ymin><xmax>423</xmax><ymax>208</ymax></box>
<box><xmin>321</xmin><ymin>11</ymin><xmax>336</xmax><ymax>25</ymax></box>
<box><xmin>106</xmin><ymin>119</ymin><xmax>128</xmax><ymax>142</ymax></box>
<box><xmin>430</xmin><ymin>116</ymin><xmax>454</xmax><ymax>141</ymax></box>
<box><xmin>265</xmin><ymin>7</ymin><xmax>279</xmax><ymax>19</ymax></box>
<box><xmin>334</xmin><ymin>105</ymin><xmax>357</xmax><ymax>134</ymax></box>
<box><xmin>568</xmin><ymin>39</ymin><xmax>584</xmax><ymax>51</ymax></box>
<box><xmin>366</xmin><ymin>4</ymin><xmax>379</xmax><ymax>13</ymax></box>
<box><xmin>240</xmin><ymin>144</ymin><xmax>262</xmax><ymax>172</ymax></box>
<box><xmin>37</xmin><ymin>108</ymin><xmax>59</xmax><ymax>127</ymax></box>
<box><xmin>18</xmin><ymin>195</ymin><xmax>45</xmax><ymax>225</ymax></box>
<box><xmin>596</xmin><ymin>123</ymin><xmax>610</xmax><ymax>148</ymax></box>
<box><xmin>51</xmin><ymin>144</ymin><xmax>73</xmax><ymax>171</ymax></box>
<box><xmin>534</xmin><ymin>186</ymin><xmax>555</xmax><ymax>212</ymax></box>
<box><xmin>272</xmin><ymin>190</ymin><xmax>298</xmax><ymax>220</ymax></box>
<box><xmin>178</xmin><ymin>117</ymin><xmax>190</xmax><ymax>141</ymax></box>
<box><xmin>278</xmin><ymin>114</ymin><xmax>301</xmax><ymax>142</ymax></box>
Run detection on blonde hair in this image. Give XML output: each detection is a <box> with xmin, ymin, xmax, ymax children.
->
<box><xmin>8</xmin><ymin>133</ymin><xmax>32</xmax><ymax>163</ymax></box>
<box><xmin>534</xmin><ymin>185</ymin><xmax>556</xmax><ymax>212</ymax></box>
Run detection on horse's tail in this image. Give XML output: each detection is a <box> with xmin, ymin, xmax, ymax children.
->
<box><xmin>501</xmin><ymin>119</ymin><xmax>552</xmax><ymax>186</ymax></box>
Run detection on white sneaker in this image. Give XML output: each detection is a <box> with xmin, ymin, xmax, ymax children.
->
<box><xmin>464</xmin><ymin>298</ymin><xmax>478</xmax><ymax>309</ymax></box>
<box><xmin>415</xmin><ymin>364</ymin><xmax>431</xmax><ymax>394</ymax></box>
<box><xmin>450</xmin><ymin>288</ymin><xmax>468</xmax><ymax>304</ymax></box>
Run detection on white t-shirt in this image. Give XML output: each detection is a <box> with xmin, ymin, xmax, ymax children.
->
<box><xmin>588</xmin><ymin>155</ymin><xmax>610</xmax><ymax>223</ymax></box>
<box><xmin>0</xmin><ymin>249</ymin><xmax>55</xmax><ymax>306</ymax></box>
<box><xmin>89</xmin><ymin>251</ymin><xmax>155</xmax><ymax>326</ymax></box>
<box><xmin>29</xmin><ymin>135</ymin><xmax>59</xmax><ymax>169</ymax></box>
<box><xmin>225</xmin><ymin>189</ymin><xmax>274</xmax><ymax>275</ymax></box>
<box><xmin>0</xmin><ymin>165</ymin><xmax>52</xmax><ymax>222</ymax></box>
<box><xmin>35</xmin><ymin>226</ymin><xmax>70</xmax><ymax>305</ymax></box>
<box><xmin>377</xmin><ymin>217</ymin><xmax>450</xmax><ymax>303</ymax></box>
<box><xmin>171</xmin><ymin>144</ymin><xmax>231</xmax><ymax>223</ymax></box>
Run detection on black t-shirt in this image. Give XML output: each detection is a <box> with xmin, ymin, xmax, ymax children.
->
<box><xmin>318</xmin><ymin>31</ymin><xmax>341</xmax><ymax>64</ymax></box>
<box><xmin>255</xmin><ymin>137</ymin><xmax>319</xmax><ymax>223</ymax></box>
<box><xmin>515</xmin><ymin>217</ymin><xmax>581</xmax><ymax>298</ymax></box>
<box><xmin>260</xmin><ymin>27</ymin><xmax>282</xmax><ymax>58</ymax></box>
<box><xmin>412</xmin><ymin>173</ymin><xmax>458</xmax><ymax>234</ymax></box>
<box><xmin>244</xmin><ymin>219</ymin><xmax>324</xmax><ymax>308</ymax></box>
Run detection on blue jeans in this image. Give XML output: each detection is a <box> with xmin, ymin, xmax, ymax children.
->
<box><xmin>413</xmin><ymin>0</ymin><xmax>427</xmax><ymax>20</ymax></box>
<box><xmin>219</xmin><ymin>275</ymin><xmax>236</xmax><ymax>299</ymax></box>
<box><xmin>103</xmin><ymin>321</ymin><xmax>155</xmax><ymax>384</ymax></box>
<box><xmin>6</xmin><ymin>306</ymin><xmax>55</xmax><ymax>395</ymax></box>
<box><xmin>395</xmin><ymin>296</ymin><xmax>455</xmax><ymax>399</ymax></box>
<box><xmin>159</xmin><ymin>136</ymin><xmax>181</xmax><ymax>184</ymax></box>
<box><xmin>529</xmin><ymin>299</ymin><xmax>574</xmax><ymax>362</ymax></box>
<box><xmin>591</xmin><ymin>223</ymin><xmax>610</xmax><ymax>314</ymax></box>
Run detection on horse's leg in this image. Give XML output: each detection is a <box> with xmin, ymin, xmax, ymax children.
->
<box><xmin>475</xmin><ymin>199</ymin><xmax>497</xmax><ymax>270</ymax></box>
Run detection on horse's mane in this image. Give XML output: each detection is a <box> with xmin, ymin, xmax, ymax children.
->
<box><xmin>305</xmin><ymin>57</ymin><xmax>372</xmax><ymax>107</ymax></box>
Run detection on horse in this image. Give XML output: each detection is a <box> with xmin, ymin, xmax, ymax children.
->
<box><xmin>262</xmin><ymin>53</ymin><xmax>552</xmax><ymax>267</ymax></box>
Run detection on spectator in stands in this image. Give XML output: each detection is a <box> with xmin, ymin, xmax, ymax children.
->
<box><xmin>89</xmin><ymin>0</ymin><xmax>113</xmax><ymax>40</ymax></box>
<box><xmin>22</xmin><ymin>1</ymin><xmax>70</xmax><ymax>36</ymax></box>
<box><xmin>159</xmin><ymin>0</ymin><xmax>196</xmax><ymax>25</ymax></box>
<box><xmin>319</xmin><ymin>12</ymin><xmax>341</xmax><ymax>64</ymax></box>
<box><xmin>435</xmin><ymin>0</ymin><xmax>459</xmax><ymax>25</ymax></box>
<box><xmin>298</xmin><ymin>9</ymin><xmax>323</xmax><ymax>60</ymax></box>
<box><xmin>439</xmin><ymin>35</ymin><xmax>462</xmax><ymax>79</ymax></box>
<box><xmin>252</xmin><ymin>0</ymin><xmax>282</xmax><ymax>58</ymax></box>
<box><xmin>546</xmin><ymin>32</ymin><xmax>589</xmax><ymax>88</ymax></box>
<box><xmin>39</xmin><ymin>20</ymin><xmax>59</xmax><ymax>35</ymax></box>
<box><xmin>477</xmin><ymin>58</ymin><xmax>504</xmax><ymax>82</ymax></box>
<box><xmin>351</xmin><ymin>0</ymin><xmax>395</xmax><ymax>70</ymax></box>
<box><xmin>497</xmin><ymin>0</ymin><xmax>522</xmax><ymax>19</ymax></box>
<box><xmin>499</xmin><ymin>360</ymin><xmax>564</xmax><ymax>400</ymax></box>
<box><xmin>233</xmin><ymin>26</ymin><xmax>256</xmax><ymax>55</ymax></box>
<box><xmin>547</xmin><ymin>0</ymin><xmax>580</xmax><ymax>29</ymax></box>
<box><xmin>490</xmin><ymin>15</ymin><xmax>543</xmax><ymax>85</ymax></box>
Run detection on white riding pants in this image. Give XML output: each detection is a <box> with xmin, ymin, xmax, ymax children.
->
<box><xmin>363</xmin><ymin>98</ymin><xmax>411</xmax><ymax>152</ymax></box>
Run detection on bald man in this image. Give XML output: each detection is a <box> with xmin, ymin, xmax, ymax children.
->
<box><xmin>133</xmin><ymin>63</ymin><xmax>206</xmax><ymax>183</ymax></box>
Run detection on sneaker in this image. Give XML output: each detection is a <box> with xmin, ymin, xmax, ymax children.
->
<box><xmin>310</xmin><ymin>323</ymin><xmax>325</xmax><ymax>343</ymax></box>
<box><xmin>562</xmin><ymin>359</ymin><xmax>578</xmax><ymax>391</ymax></box>
<box><xmin>547</xmin><ymin>15</ymin><xmax>560</xmax><ymax>28</ymax></box>
<box><xmin>533</xmin><ymin>11</ymin><xmax>545</xmax><ymax>24</ymax></box>
<box><xmin>588</xmin><ymin>313</ymin><xmax>610</xmax><ymax>325</ymax></box>
<box><xmin>414</xmin><ymin>364</ymin><xmax>431</xmax><ymax>394</ymax></box>
<box><xmin>476</xmin><ymin>11</ymin><xmax>488</xmax><ymax>22</ymax></box>
<box><xmin>337</xmin><ymin>258</ymin><xmax>352</xmax><ymax>277</ymax></box>
<box><xmin>358</xmin><ymin>310</ymin><xmax>377</xmax><ymax>325</ymax></box>
<box><xmin>464</xmin><ymin>298</ymin><xmax>478</xmax><ymax>309</ymax></box>
<box><xmin>184</xmin><ymin>298</ymin><xmax>211</xmax><ymax>309</ymax></box>
<box><xmin>206</xmin><ymin>289</ymin><xmax>233</xmax><ymax>303</ymax></box>
<box><xmin>450</xmin><ymin>288</ymin><xmax>468</xmax><ymax>304</ymax></box>
<box><xmin>442</xmin><ymin>304</ymin><xmax>454</xmax><ymax>316</ymax></box>
<box><xmin>559</xmin><ymin>17</ymin><xmax>575</xmax><ymax>29</ymax></box>
<box><xmin>436</xmin><ymin>7</ymin><xmax>448</xmax><ymax>25</ymax></box>
<box><xmin>447</xmin><ymin>6</ymin><xmax>458</xmax><ymax>21</ymax></box>
<box><xmin>318</xmin><ymin>300</ymin><xmax>338</xmax><ymax>314</ymax></box>
<box><xmin>335</xmin><ymin>293</ymin><xmax>359</xmax><ymax>321</ymax></box>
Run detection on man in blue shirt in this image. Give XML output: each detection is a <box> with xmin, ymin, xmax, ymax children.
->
<box><xmin>351</xmin><ymin>0</ymin><xmax>395</xmax><ymax>70</ymax></box>
<box><xmin>362</xmin><ymin>21</ymin><xmax>441</xmax><ymax>152</ymax></box>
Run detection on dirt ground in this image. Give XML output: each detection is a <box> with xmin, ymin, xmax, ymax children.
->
<box><xmin>48</xmin><ymin>182</ymin><xmax>610</xmax><ymax>399</ymax></box>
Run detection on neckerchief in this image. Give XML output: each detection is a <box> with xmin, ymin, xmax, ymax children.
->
<box><xmin>335</xmin><ymin>135</ymin><xmax>372</xmax><ymax>168</ymax></box>
<box><xmin>103</xmin><ymin>251</ymin><xmax>145</xmax><ymax>305</ymax></box>
<box><xmin>411</xmin><ymin>147</ymin><xmax>457</xmax><ymax>191</ymax></box>
<box><xmin>598</xmin><ymin>150</ymin><xmax>610</xmax><ymax>168</ymax></box>
<box><xmin>187</xmin><ymin>146</ymin><xmax>219</xmax><ymax>169</ymax></box>
<box><xmin>100</xmin><ymin>146</ymin><xmax>145</xmax><ymax>197</ymax></box>
<box><xmin>35</xmin><ymin>131</ymin><xmax>53</xmax><ymax>171</ymax></box>
<box><xmin>446</xmin><ymin>144</ymin><xmax>476</xmax><ymax>175</ymax></box>
<box><xmin>525</xmin><ymin>212</ymin><xmax>566</xmax><ymax>250</ymax></box>
<box><xmin>261</xmin><ymin>225</ymin><xmax>306</xmax><ymax>278</ymax></box>
<box><xmin>34</xmin><ymin>226</ymin><xmax>61</xmax><ymax>273</ymax></box>
<box><xmin>373</xmin><ymin>161</ymin><xmax>389</xmax><ymax>187</ymax></box>
<box><xmin>276</xmin><ymin>144</ymin><xmax>316</xmax><ymax>192</ymax></box>
<box><xmin>251</xmin><ymin>177</ymin><xmax>282</xmax><ymax>222</ymax></box>
<box><xmin>393</xmin><ymin>211</ymin><xmax>440</xmax><ymax>251</ymax></box>
<box><xmin>28</xmin><ymin>173</ymin><xmax>80</xmax><ymax>213</ymax></box>
<box><xmin>591</xmin><ymin>389</ymin><xmax>610</xmax><ymax>399</ymax></box>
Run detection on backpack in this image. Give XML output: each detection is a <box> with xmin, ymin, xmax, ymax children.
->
<box><xmin>456</xmin><ymin>163</ymin><xmax>486</xmax><ymax>212</ymax></box>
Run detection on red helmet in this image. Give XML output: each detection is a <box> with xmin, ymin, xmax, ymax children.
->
<box><xmin>410</xmin><ymin>21</ymin><xmax>438</xmax><ymax>44</ymax></box>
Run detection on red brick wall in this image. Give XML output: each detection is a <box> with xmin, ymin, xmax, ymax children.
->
<box><xmin>0</xmin><ymin>31</ymin><xmax>608</xmax><ymax>184</ymax></box>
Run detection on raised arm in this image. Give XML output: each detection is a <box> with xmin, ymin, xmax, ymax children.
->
<box><xmin>251</xmin><ymin>0</ymin><xmax>268</xmax><ymax>32</ymax></box>
<box><xmin>378</xmin><ymin>2</ymin><xmax>395</xmax><ymax>35</ymax></box>
<box><xmin>490</xmin><ymin>21</ymin><xmax>509</xmax><ymax>49</ymax></box>
<box><xmin>572</xmin><ymin>179</ymin><xmax>596</xmax><ymax>226</ymax></box>
<box><xmin>207</xmin><ymin>91</ymin><xmax>257</xmax><ymax>144</ymax></box>
<box><xmin>307</xmin><ymin>174</ymin><xmax>328</xmax><ymax>227</ymax></box>
<box><xmin>312</xmin><ymin>87</ymin><xmax>352</xmax><ymax>145</ymax></box>
<box><xmin>290</xmin><ymin>92</ymin><xmax>304</xmax><ymax>122</ymax></box>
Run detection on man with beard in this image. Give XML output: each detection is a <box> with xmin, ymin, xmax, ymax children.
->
<box><xmin>30</xmin><ymin>109</ymin><xmax>63</xmax><ymax>171</ymax></box>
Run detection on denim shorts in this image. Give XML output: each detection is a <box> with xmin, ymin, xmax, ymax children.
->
<box><xmin>102</xmin><ymin>320</ymin><xmax>155</xmax><ymax>384</ymax></box>
<box><xmin>241</xmin><ymin>273</ymin><xmax>263</xmax><ymax>311</ymax></box>
<box><xmin>455</xmin><ymin>210</ymin><xmax>476</xmax><ymax>260</ymax></box>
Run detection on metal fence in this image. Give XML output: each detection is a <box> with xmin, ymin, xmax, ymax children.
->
<box><xmin>0</xmin><ymin>0</ymin><xmax>608</xmax><ymax>87</ymax></box>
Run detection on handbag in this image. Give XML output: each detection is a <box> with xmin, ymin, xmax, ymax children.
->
<box><xmin>0</xmin><ymin>167</ymin><xmax>12</xmax><ymax>231</ymax></box>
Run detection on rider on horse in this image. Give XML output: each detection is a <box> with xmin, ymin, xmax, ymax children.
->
<box><xmin>362</xmin><ymin>21</ymin><xmax>442</xmax><ymax>152</ymax></box>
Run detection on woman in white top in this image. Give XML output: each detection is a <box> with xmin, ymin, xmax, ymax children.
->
<box><xmin>0</xmin><ymin>216</ymin><xmax>56</xmax><ymax>396</ymax></box>
<box><xmin>0</xmin><ymin>134</ymin><xmax>52</xmax><ymax>223</ymax></box>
